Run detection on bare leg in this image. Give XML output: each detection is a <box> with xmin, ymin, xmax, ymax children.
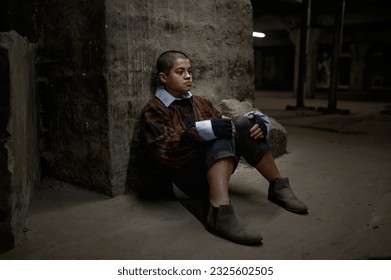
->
<box><xmin>206</xmin><ymin>156</ymin><xmax>263</xmax><ymax>245</ymax></box>
<box><xmin>257</xmin><ymin>151</ymin><xmax>308</xmax><ymax>214</ymax></box>
<box><xmin>254</xmin><ymin>150</ymin><xmax>281</xmax><ymax>181</ymax></box>
<box><xmin>207</xmin><ymin>157</ymin><xmax>234</xmax><ymax>206</ymax></box>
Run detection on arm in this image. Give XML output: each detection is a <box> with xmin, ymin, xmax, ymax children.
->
<box><xmin>141</xmin><ymin>97</ymin><xmax>234</xmax><ymax>168</ymax></box>
<box><xmin>192</xmin><ymin>96</ymin><xmax>235</xmax><ymax>140</ymax></box>
<box><xmin>195</xmin><ymin>116</ymin><xmax>235</xmax><ymax>140</ymax></box>
<box><xmin>141</xmin><ymin>104</ymin><xmax>200</xmax><ymax>169</ymax></box>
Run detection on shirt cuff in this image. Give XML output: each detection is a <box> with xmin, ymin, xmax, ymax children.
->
<box><xmin>195</xmin><ymin>120</ymin><xmax>217</xmax><ymax>141</ymax></box>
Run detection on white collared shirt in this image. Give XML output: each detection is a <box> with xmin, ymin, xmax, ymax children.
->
<box><xmin>155</xmin><ymin>86</ymin><xmax>218</xmax><ymax>141</ymax></box>
<box><xmin>155</xmin><ymin>86</ymin><xmax>192</xmax><ymax>107</ymax></box>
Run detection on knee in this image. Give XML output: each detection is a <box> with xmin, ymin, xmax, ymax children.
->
<box><xmin>233</xmin><ymin>115</ymin><xmax>268</xmax><ymax>139</ymax></box>
<box><xmin>232</xmin><ymin>116</ymin><xmax>252</xmax><ymax>132</ymax></box>
<box><xmin>205</xmin><ymin>138</ymin><xmax>236</xmax><ymax>170</ymax></box>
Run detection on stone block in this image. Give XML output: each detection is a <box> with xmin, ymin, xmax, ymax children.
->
<box><xmin>106</xmin><ymin>0</ymin><xmax>255</xmax><ymax>194</ymax></box>
<box><xmin>33</xmin><ymin>0</ymin><xmax>112</xmax><ymax>195</ymax></box>
<box><xmin>4</xmin><ymin>0</ymin><xmax>256</xmax><ymax>197</ymax></box>
<box><xmin>220</xmin><ymin>98</ymin><xmax>287</xmax><ymax>158</ymax></box>
<box><xmin>0</xmin><ymin>31</ymin><xmax>40</xmax><ymax>252</ymax></box>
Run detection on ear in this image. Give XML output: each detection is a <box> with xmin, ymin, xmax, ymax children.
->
<box><xmin>159</xmin><ymin>72</ymin><xmax>167</xmax><ymax>84</ymax></box>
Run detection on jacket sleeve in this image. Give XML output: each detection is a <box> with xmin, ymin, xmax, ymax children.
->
<box><xmin>140</xmin><ymin>104</ymin><xmax>201</xmax><ymax>169</ymax></box>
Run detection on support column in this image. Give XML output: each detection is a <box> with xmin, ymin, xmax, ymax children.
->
<box><xmin>318</xmin><ymin>0</ymin><xmax>350</xmax><ymax>114</ymax></box>
<box><xmin>296</xmin><ymin>0</ymin><xmax>311</xmax><ymax>107</ymax></box>
<box><xmin>328</xmin><ymin>0</ymin><xmax>345</xmax><ymax>112</ymax></box>
<box><xmin>287</xmin><ymin>0</ymin><xmax>315</xmax><ymax>110</ymax></box>
<box><xmin>0</xmin><ymin>31</ymin><xmax>40</xmax><ymax>252</ymax></box>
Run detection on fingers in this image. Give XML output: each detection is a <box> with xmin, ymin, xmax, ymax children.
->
<box><xmin>248</xmin><ymin>114</ymin><xmax>263</xmax><ymax>138</ymax></box>
<box><xmin>232</xmin><ymin>122</ymin><xmax>236</xmax><ymax>136</ymax></box>
<box><xmin>221</xmin><ymin>116</ymin><xmax>236</xmax><ymax>136</ymax></box>
<box><xmin>250</xmin><ymin>124</ymin><xmax>264</xmax><ymax>139</ymax></box>
<box><xmin>220</xmin><ymin>115</ymin><xmax>263</xmax><ymax>138</ymax></box>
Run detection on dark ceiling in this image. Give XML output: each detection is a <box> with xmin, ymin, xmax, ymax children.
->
<box><xmin>251</xmin><ymin>0</ymin><xmax>391</xmax><ymax>31</ymax></box>
<box><xmin>251</xmin><ymin>0</ymin><xmax>390</xmax><ymax>14</ymax></box>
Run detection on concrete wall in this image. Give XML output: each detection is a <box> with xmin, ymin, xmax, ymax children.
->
<box><xmin>105</xmin><ymin>0</ymin><xmax>254</xmax><ymax>195</ymax></box>
<box><xmin>33</xmin><ymin>0</ymin><xmax>112</xmax><ymax>195</ymax></box>
<box><xmin>2</xmin><ymin>0</ymin><xmax>254</xmax><ymax>197</ymax></box>
<box><xmin>0</xmin><ymin>31</ymin><xmax>40</xmax><ymax>252</ymax></box>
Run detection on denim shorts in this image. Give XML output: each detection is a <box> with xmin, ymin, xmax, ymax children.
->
<box><xmin>171</xmin><ymin>116</ymin><xmax>270</xmax><ymax>198</ymax></box>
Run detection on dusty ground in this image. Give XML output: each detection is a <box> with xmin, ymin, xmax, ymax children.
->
<box><xmin>1</xmin><ymin>93</ymin><xmax>390</xmax><ymax>260</ymax></box>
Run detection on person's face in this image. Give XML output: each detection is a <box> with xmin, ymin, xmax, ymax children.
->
<box><xmin>159</xmin><ymin>58</ymin><xmax>192</xmax><ymax>98</ymax></box>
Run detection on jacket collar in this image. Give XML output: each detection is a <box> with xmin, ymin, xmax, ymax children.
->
<box><xmin>155</xmin><ymin>86</ymin><xmax>192</xmax><ymax>107</ymax></box>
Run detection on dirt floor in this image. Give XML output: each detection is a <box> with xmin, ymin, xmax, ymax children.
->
<box><xmin>1</xmin><ymin>92</ymin><xmax>390</xmax><ymax>260</ymax></box>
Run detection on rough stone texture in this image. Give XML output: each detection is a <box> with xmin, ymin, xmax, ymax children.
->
<box><xmin>33</xmin><ymin>0</ymin><xmax>112</xmax><ymax>195</ymax></box>
<box><xmin>2</xmin><ymin>0</ymin><xmax>254</xmax><ymax>196</ymax></box>
<box><xmin>220</xmin><ymin>98</ymin><xmax>287</xmax><ymax>158</ymax></box>
<box><xmin>266</xmin><ymin>118</ymin><xmax>287</xmax><ymax>158</ymax></box>
<box><xmin>0</xmin><ymin>31</ymin><xmax>40</xmax><ymax>252</ymax></box>
<box><xmin>105</xmin><ymin>0</ymin><xmax>255</xmax><ymax>194</ymax></box>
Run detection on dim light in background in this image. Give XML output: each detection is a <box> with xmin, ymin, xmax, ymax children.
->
<box><xmin>253</xmin><ymin>31</ymin><xmax>266</xmax><ymax>38</ymax></box>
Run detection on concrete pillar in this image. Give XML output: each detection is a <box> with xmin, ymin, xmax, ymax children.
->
<box><xmin>289</xmin><ymin>28</ymin><xmax>300</xmax><ymax>99</ymax></box>
<box><xmin>307</xmin><ymin>28</ymin><xmax>321</xmax><ymax>98</ymax></box>
<box><xmin>289</xmin><ymin>28</ymin><xmax>321</xmax><ymax>99</ymax></box>
<box><xmin>35</xmin><ymin>0</ymin><xmax>112</xmax><ymax>195</ymax></box>
<box><xmin>349</xmin><ymin>43</ymin><xmax>370</xmax><ymax>92</ymax></box>
<box><xmin>105</xmin><ymin>0</ymin><xmax>255</xmax><ymax>195</ymax></box>
<box><xmin>8</xmin><ymin>0</ymin><xmax>254</xmax><ymax>197</ymax></box>
<box><xmin>0</xmin><ymin>31</ymin><xmax>40</xmax><ymax>252</ymax></box>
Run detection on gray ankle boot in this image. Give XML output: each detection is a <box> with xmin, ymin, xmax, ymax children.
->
<box><xmin>268</xmin><ymin>177</ymin><xmax>308</xmax><ymax>214</ymax></box>
<box><xmin>206</xmin><ymin>203</ymin><xmax>262</xmax><ymax>245</ymax></box>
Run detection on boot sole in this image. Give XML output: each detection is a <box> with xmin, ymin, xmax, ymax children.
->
<box><xmin>268</xmin><ymin>196</ymin><xmax>308</xmax><ymax>215</ymax></box>
<box><xmin>205</xmin><ymin>225</ymin><xmax>263</xmax><ymax>246</ymax></box>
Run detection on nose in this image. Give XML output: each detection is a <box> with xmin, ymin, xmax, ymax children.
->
<box><xmin>185</xmin><ymin>71</ymin><xmax>191</xmax><ymax>78</ymax></box>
